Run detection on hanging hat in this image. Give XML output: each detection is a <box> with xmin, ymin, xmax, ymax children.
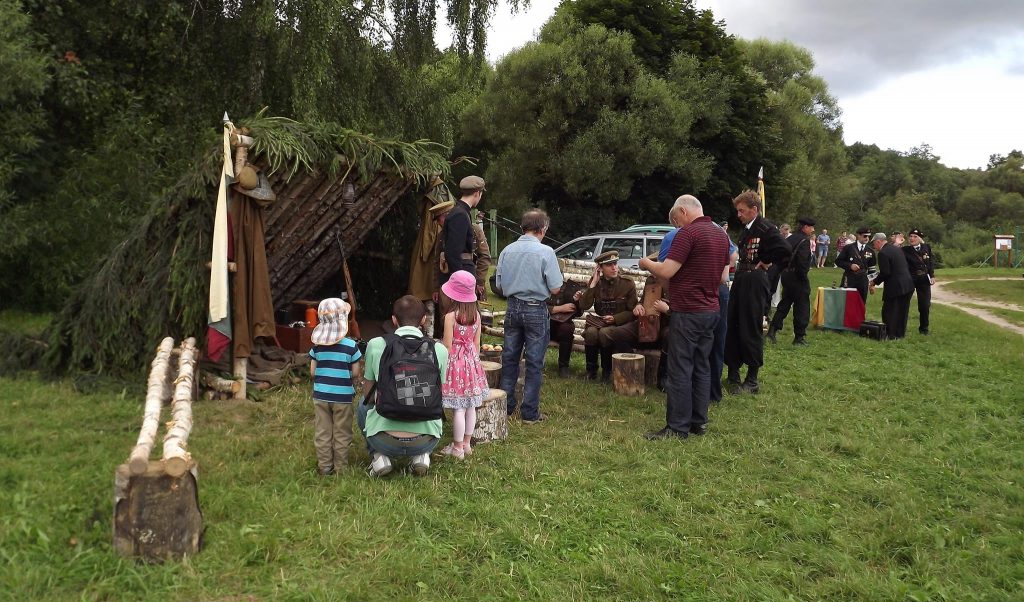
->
<box><xmin>233</xmin><ymin>169</ymin><xmax>276</xmax><ymax>206</ymax></box>
<box><xmin>311</xmin><ymin>298</ymin><xmax>350</xmax><ymax>345</ymax></box>
<box><xmin>797</xmin><ymin>217</ymin><xmax>816</xmax><ymax>227</ymax></box>
<box><xmin>441</xmin><ymin>270</ymin><xmax>478</xmax><ymax>303</ymax></box>
<box><xmin>428</xmin><ymin>200</ymin><xmax>455</xmax><ymax>214</ymax></box>
<box><xmin>908</xmin><ymin>228</ymin><xmax>924</xmax><ymax>237</ymax></box>
<box><xmin>856</xmin><ymin>226</ymin><xmax>871</xmax><ymax>235</ymax></box>
<box><xmin>430</xmin><ymin>174</ymin><xmax>444</xmax><ymax>188</ymax></box>
<box><xmin>236</xmin><ymin>164</ymin><xmax>259</xmax><ymax>190</ymax></box>
<box><xmin>594</xmin><ymin>250</ymin><xmax>619</xmax><ymax>265</ymax></box>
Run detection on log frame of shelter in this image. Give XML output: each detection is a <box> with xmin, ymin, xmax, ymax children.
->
<box><xmin>612</xmin><ymin>353</ymin><xmax>645</xmax><ymax>396</ymax></box>
<box><xmin>473</xmin><ymin>389</ymin><xmax>508</xmax><ymax>443</ymax></box>
<box><xmin>113</xmin><ymin>462</ymin><xmax>203</xmax><ymax>562</ymax></box>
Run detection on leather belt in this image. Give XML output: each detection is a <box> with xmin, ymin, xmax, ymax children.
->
<box><xmin>510</xmin><ymin>296</ymin><xmax>545</xmax><ymax>306</ymax></box>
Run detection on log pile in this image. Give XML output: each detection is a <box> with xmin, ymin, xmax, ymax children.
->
<box><xmin>114</xmin><ymin>337</ymin><xmax>204</xmax><ymax>562</ymax></box>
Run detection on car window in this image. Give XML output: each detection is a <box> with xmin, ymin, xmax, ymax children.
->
<box><xmin>601</xmin><ymin>237</ymin><xmax>644</xmax><ymax>259</ymax></box>
<box><xmin>556</xmin><ymin>238</ymin><xmax>598</xmax><ymax>260</ymax></box>
<box><xmin>645</xmin><ymin>237</ymin><xmax>664</xmax><ymax>257</ymax></box>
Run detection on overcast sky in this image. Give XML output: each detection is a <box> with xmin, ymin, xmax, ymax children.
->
<box><xmin>440</xmin><ymin>0</ymin><xmax>1024</xmax><ymax>170</ymax></box>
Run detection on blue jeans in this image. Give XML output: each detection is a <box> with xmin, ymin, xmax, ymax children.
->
<box><xmin>709</xmin><ymin>283</ymin><xmax>729</xmax><ymax>402</ymax></box>
<box><xmin>499</xmin><ymin>297</ymin><xmax>550</xmax><ymax>420</ymax></box>
<box><xmin>357</xmin><ymin>399</ymin><xmax>438</xmax><ymax>458</ymax></box>
<box><xmin>666</xmin><ymin>311</ymin><xmax>719</xmax><ymax>433</ymax></box>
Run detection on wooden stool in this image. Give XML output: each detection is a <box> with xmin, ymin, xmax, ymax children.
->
<box><xmin>113</xmin><ymin>462</ymin><xmax>202</xmax><ymax>562</ymax></box>
<box><xmin>473</xmin><ymin>389</ymin><xmax>508</xmax><ymax>443</ymax></box>
<box><xmin>638</xmin><ymin>349</ymin><xmax>662</xmax><ymax>388</ymax></box>
<box><xmin>611</xmin><ymin>353</ymin><xmax>645</xmax><ymax>396</ymax></box>
<box><xmin>481</xmin><ymin>360</ymin><xmax>502</xmax><ymax>390</ymax></box>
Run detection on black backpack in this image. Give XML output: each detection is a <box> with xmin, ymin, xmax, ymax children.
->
<box><xmin>368</xmin><ymin>334</ymin><xmax>443</xmax><ymax>421</ymax></box>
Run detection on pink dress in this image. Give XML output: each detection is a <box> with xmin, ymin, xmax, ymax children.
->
<box><xmin>442</xmin><ymin>317</ymin><xmax>489</xmax><ymax>409</ymax></box>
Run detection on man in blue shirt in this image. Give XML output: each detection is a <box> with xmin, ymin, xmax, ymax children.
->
<box><xmin>495</xmin><ymin>209</ymin><xmax>563</xmax><ymax>423</ymax></box>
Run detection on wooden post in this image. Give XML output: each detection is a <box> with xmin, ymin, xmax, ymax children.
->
<box><xmin>611</xmin><ymin>353</ymin><xmax>645</xmax><ymax>396</ymax></box>
<box><xmin>113</xmin><ymin>462</ymin><xmax>203</xmax><ymax>562</ymax></box>
<box><xmin>473</xmin><ymin>389</ymin><xmax>508</xmax><ymax>443</ymax></box>
<box><xmin>481</xmin><ymin>361</ymin><xmax>502</xmax><ymax>389</ymax></box>
<box><xmin>233</xmin><ymin>357</ymin><xmax>247</xmax><ymax>400</ymax></box>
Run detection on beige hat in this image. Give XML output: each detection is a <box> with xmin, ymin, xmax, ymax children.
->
<box><xmin>459</xmin><ymin>175</ymin><xmax>486</xmax><ymax>192</ymax></box>
<box><xmin>428</xmin><ymin>200</ymin><xmax>455</xmax><ymax>214</ymax></box>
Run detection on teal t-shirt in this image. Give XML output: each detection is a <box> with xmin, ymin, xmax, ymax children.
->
<box><xmin>363</xmin><ymin>326</ymin><xmax>449</xmax><ymax>438</ymax></box>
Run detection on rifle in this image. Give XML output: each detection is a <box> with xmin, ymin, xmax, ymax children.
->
<box><xmin>334</xmin><ymin>230</ymin><xmax>362</xmax><ymax>340</ymax></box>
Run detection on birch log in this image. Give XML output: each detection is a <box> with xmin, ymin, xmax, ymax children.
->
<box><xmin>128</xmin><ymin>338</ymin><xmax>176</xmax><ymax>475</ymax></box>
<box><xmin>163</xmin><ymin>338</ymin><xmax>197</xmax><ymax>477</ymax></box>
<box><xmin>201</xmin><ymin>373</ymin><xmax>241</xmax><ymax>394</ymax></box>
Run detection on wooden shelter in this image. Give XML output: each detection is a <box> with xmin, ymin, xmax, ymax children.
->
<box><xmin>43</xmin><ymin>115</ymin><xmax>451</xmax><ymax>378</ymax></box>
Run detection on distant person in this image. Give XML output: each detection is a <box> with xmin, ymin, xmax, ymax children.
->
<box><xmin>640</xmin><ymin>194</ymin><xmax>729</xmax><ymax>439</ymax></box>
<box><xmin>816</xmin><ymin>228</ymin><xmax>831</xmax><ymax>268</ymax></box>
<box><xmin>547</xmin><ymin>277</ymin><xmax>584</xmax><ymax>378</ymax></box>
<box><xmin>438</xmin><ymin>176</ymin><xmax>486</xmax><ymax>319</ymax></box>
<box><xmin>890</xmin><ymin>231</ymin><xmax>905</xmax><ymax>246</ymax></box>
<box><xmin>768</xmin><ymin>223</ymin><xmax>792</xmax><ymax>314</ymax></box>
<box><xmin>869</xmin><ymin>233</ymin><xmax>914</xmax><ymax>339</ymax></box>
<box><xmin>903</xmin><ymin>228</ymin><xmax>935</xmax><ymax>335</ymax></box>
<box><xmin>359</xmin><ymin>296</ymin><xmax>449</xmax><ymax>477</ymax></box>
<box><xmin>495</xmin><ymin>209</ymin><xmax>563</xmax><ymax>424</ymax></box>
<box><xmin>835</xmin><ymin>227</ymin><xmax>876</xmax><ymax>302</ymax></box>
<box><xmin>724</xmin><ymin>190</ymin><xmax>791</xmax><ymax>394</ymax></box>
<box><xmin>438</xmin><ymin>271</ymin><xmax>490</xmax><ymax>459</ymax></box>
<box><xmin>768</xmin><ymin>218</ymin><xmax>815</xmax><ymax>346</ymax></box>
<box><xmin>309</xmin><ymin>298</ymin><xmax>363</xmax><ymax>475</ymax></box>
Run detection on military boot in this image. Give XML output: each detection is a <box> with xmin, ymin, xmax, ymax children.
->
<box><xmin>765</xmin><ymin>325</ymin><xmax>778</xmax><ymax>344</ymax></box>
<box><xmin>600</xmin><ymin>346</ymin><xmax>614</xmax><ymax>382</ymax></box>
<box><xmin>584</xmin><ymin>345</ymin><xmax>599</xmax><ymax>380</ymax></box>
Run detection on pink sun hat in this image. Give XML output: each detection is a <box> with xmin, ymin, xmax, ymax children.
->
<box><xmin>441</xmin><ymin>270</ymin><xmax>477</xmax><ymax>303</ymax></box>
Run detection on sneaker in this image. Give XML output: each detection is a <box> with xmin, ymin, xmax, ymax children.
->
<box><xmin>522</xmin><ymin>413</ymin><xmax>548</xmax><ymax>425</ymax></box>
<box><xmin>441</xmin><ymin>443</ymin><xmax>465</xmax><ymax>459</ymax></box>
<box><xmin>645</xmin><ymin>426</ymin><xmax>688</xmax><ymax>441</ymax></box>
<box><xmin>369</xmin><ymin>453</ymin><xmax>392</xmax><ymax>477</ymax></box>
<box><xmin>410</xmin><ymin>453</ymin><xmax>431</xmax><ymax>476</ymax></box>
<box><xmin>463</xmin><ymin>442</ymin><xmax>473</xmax><ymax>456</ymax></box>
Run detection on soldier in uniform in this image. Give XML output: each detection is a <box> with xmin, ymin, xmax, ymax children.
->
<box><xmin>903</xmin><ymin>228</ymin><xmax>935</xmax><ymax>335</ymax></box>
<box><xmin>410</xmin><ymin>199</ymin><xmax>454</xmax><ymax>338</ymax></box>
<box><xmin>835</xmin><ymin>226</ymin><xmax>876</xmax><ymax>302</ymax></box>
<box><xmin>723</xmin><ymin>190</ymin><xmax>791</xmax><ymax>394</ymax></box>
<box><xmin>767</xmin><ymin>217</ymin><xmax>815</xmax><ymax>346</ymax></box>
<box><xmin>547</xmin><ymin>278</ymin><xmax>585</xmax><ymax>378</ymax></box>
<box><xmin>471</xmin><ymin>212</ymin><xmax>492</xmax><ymax>301</ymax></box>
<box><xmin>577</xmin><ymin>251</ymin><xmax>639</xmax><ymax>381</ymax></box>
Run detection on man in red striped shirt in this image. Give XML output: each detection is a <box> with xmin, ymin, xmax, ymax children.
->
<box><xmin>639</xmin><ymin>195</ymin><xmax>730</xmax><ymax>440</ymax></box>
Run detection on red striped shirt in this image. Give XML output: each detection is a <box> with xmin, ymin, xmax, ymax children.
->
<box><xmin>666</xmin><ymin>216</ymin><xmax>730</xmax><ymax>312</ymax></box>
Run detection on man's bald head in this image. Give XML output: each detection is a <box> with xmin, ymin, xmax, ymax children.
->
<box><xmin>670</xmin><ymin>194</ymin><xmax>704</xmax><ymax>226</ymax></box>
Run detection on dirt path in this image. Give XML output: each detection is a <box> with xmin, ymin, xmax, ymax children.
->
<box><xmin>931</xmin><ymin>278</ymin><xmax>1024</xmax><ymax>336</ymax></box>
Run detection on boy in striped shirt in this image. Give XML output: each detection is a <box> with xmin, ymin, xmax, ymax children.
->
<box><xmin>308</xmin><ymin>298</ymin><xmax>362</xmax><ymax>475</ymax></box>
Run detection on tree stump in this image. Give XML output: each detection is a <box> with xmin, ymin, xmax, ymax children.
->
<box><xmin>638</xmin><ymin>349</ymin><xmax>662</xmax><ymax>388</ymax></box>
<box><xmin>481</xmin><ymin>361</ymin><xmax>502</xmax><ymax>390</ymax></box>
<box><xmin>611</xmin><ymin>353</ymin><xmax>645</xmax><ymax>396</ymax></box>
<box><xmin>113</xmin><ymin>461</ymin><xmax>203</xmax><ymax>562</ymax></box>
<box><xmin>473</xmin><ymin>389</ymin><xmax>508</xmax><ymax>443</ymax></box>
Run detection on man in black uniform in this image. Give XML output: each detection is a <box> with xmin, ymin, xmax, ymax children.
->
<box><xmin>440</xmin><ymin>175</ymin><xmax>485</xmax><ymax>287</ymax></box>
<box><xmin>869</xmin><ymin>232</ymin><xmax>914</xmax><ymax>339</ymax></box>
<box><xmin>903</xmin><ymin>228</ymin><xmax>935</xmax><ymax>335</ymax></box>
<box><xmin>724</xmin><ymin>190</ymin><xmax>792</xmax><ymax>394</ymax></box>
<box><xmin>767</xmin><ymin>217</ymin><xmax>815</xmax><ymax>346</ymax></box>
<box><xmin>835</xmin><ymin>226</ymin><xmax>876</xmax><ymax>302</ymax></box>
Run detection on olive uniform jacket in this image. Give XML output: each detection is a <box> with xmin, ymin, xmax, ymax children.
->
<box><xmin>578</xmin><ymin>276</ymin><xmax>638</xmax><ymax>326</ymax></box>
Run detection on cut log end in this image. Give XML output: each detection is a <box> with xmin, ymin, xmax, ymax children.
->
<box><xmin>164</xmin><ymin>456</ymin><xmax>191</xmax><ymax>478</ymax></box>
<box><xmin>612</xmin><ymin>353</ymin><xmax>646</xmax><ymax>396</ymax></box>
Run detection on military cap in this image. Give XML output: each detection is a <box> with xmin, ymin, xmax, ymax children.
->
<box><xmin>797</xmin><ymin>217</ymin><xmax>816</xmax><ymax>227</ymax></box>
<box><xmin>459</xmin><ymin>175</ymin><xmax>486</xmax><ymax>192</ymax></box>
<box><xmin>594</xmin><ymin>250</ymin><xmax>619</xmax><ymax>265</ymax></box>
<box><xmin>856</xmin><ymin>226</ymin><xmax>871</xmax><ymax>235</ymax></box>
<box><xmin>428</xmin><ymin>200</ymin><xmax>455</xmax><ymax>214</ymax></box>
<box><xmin>908</xmin><ymin>228</ymin><xmax>924</xmax><ymax>237</ymax></box>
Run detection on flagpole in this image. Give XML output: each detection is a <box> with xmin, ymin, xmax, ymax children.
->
<box><xmin>757</xmin><ymin>166</ymin><xmax>766</xmax><ymax>218</ymax></box>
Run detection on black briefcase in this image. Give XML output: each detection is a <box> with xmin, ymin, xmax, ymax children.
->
<box><xmin>859</xmin><ymin>320</ymin><xmax>887</xmax><ymax>341</ymax></box>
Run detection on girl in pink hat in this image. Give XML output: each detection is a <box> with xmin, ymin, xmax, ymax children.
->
<box><xmin>439</xmin><ymin>270</ymin><xmax>489</xmax><ymax>459</ymax></box>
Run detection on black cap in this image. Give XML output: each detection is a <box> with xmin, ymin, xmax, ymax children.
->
<box><xmin>856</xmin><ymin>226</ymin><xmax>871</xmax><ymax>235</ymax></box>
<box><xmin>797</xmin><ymin>217</ymin><xmax>816</xmax><ymax>227</ymax></box>
<box><xmin>908</xmin><ymin>228</ymin><xmax>923</xmax><ymax>237</ymax></box>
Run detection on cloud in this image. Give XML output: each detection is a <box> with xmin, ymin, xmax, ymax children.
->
<box><xmin>697</xmin><ymin>0</ymin><xmax>1024</xmax><ymax>95</ymax></box>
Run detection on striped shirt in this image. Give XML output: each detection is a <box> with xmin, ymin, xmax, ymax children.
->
<box><xmin>666</xmin><ymin>216</ymin><xmax>730</xmax><ymax>313</ymax></box>
<box><xmin>309</xmin><ymin>338</ymin><xmax>362</xmax><ymax>403</ymax></box>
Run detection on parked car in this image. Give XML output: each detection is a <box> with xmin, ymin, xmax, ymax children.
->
<box><xmin>621</xmin><ymin>224</ymin><xmax>674</xmax><ymax>234</ymax></box>
<box><xmin>488</xmin><ymin>228</ymin><xmax>669</xmax><ymax>298</ymax></box>
<box><xmin>553</xmin><ymin>230</ymin><xmax>666</xmax><ymax>269</ymax></box>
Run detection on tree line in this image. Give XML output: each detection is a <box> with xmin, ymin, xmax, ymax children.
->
<box><xmin>1</xmin><ymin>0</ymin><xmax>1019</xmax><ymax>310</ymax></box>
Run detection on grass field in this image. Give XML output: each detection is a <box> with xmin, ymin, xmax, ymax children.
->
<box><xmin>943</xmin><ymin>277</ymin><xmax>1024</xmax><ymax>307</ymax></box>
<box><xmin>1</xmin><ymin>268</ymin><xmax>1022</xmax><ymax>600</ymax></box>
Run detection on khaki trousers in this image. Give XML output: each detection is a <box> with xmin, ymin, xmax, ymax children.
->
<box><xmin>313</xmin><ymin>402</ymin><xmax>354</xmax><ymax>470</ymax></box>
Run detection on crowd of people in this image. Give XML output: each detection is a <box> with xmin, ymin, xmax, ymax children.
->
<box><xmin>306</xmin><ymin>175</ymin><xmax>938</xmax><ymax>475</ymax></box>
